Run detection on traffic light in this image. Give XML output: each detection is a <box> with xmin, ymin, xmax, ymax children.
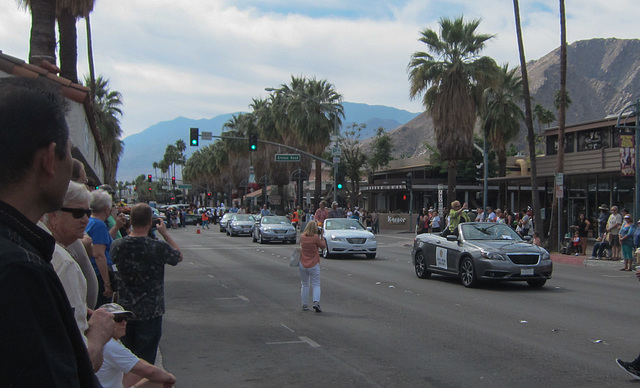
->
<box><xmin>190</xmin><ymin>127</ymin><xmax>199</xmax><ymax>146</ymax></box>
<box><xmin>171</xmin><ymin>176</ymin><xmax>176</xmax><ymax>186</ymax></box>
<box><xmin>336</xmin><ymin>171</ymin><xmax>345</xmax><ymax>190</ymax></box>
<box><xmin>476</xmin><ymin>163</ymin><xmax>483</xmax><ymax>181</ymax></box>
<box><xmin>147</xmin><ymin>174</ymin><xmax>152</xmax><ymax>183</ymax></box>
<box><xmin>249</xmin><ymin>133</ymin><xmax>258</xmax><ymax>151</ymax></box>
<box><xmin>134</xmin><ymin>186</ymin><xmax>137</xmax><ymax>192</ymax></box>
<box><xmin>207</xmin><ymin>192</ymin><xmax>212</xmax><ymax>197</ymax></box>
<box><xmin>405</xmin><ymin>173</ymin><xmax>412</xmax><ymax>190</ymax></box>
<box><xmin>148</xmin><ymin>187</ymin><xmax>152</xmax><ymax>191</ymax></box>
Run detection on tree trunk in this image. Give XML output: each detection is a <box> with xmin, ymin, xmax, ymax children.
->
<box><xmin>58</xmin><ymin>8</ymin><xmax>78</xmax><ymax>83</ymax></box>
<box><xmin>513</xmin><ymin>0</ymin><xmax>544</xmax><ymax>243</ymax></box>
<box><xmin>447</xmin><ymin>159</ymin><xmax>457</xmax><ymax>207</ymax></box>
<box><xmin>314</xmin><ymin>159</ymin><xmax>322</xmax><ymax>207</ymax></box>
<box><xmin>28</xmin><ymin>0</ymin><xmax>57</xmax><ymax>66</ymax></box>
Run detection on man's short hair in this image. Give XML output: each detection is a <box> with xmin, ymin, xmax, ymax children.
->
<box><xmin>0</xmin><ymin>77</ymin><xmax>69</xmax><ymax>185</ymax></box>
<box><xmin>130</xmin><ymin>203</ymin><xmax>153</xmax><ymax>228</ymax></box>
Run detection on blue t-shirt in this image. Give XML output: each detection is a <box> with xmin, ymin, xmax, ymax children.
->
<box><xmin>85</xmin><ymin>217</ymin><xmax>114</xmax><ymax>273</ymax></box>
<box><xmin>620</xmin><ymin>224</ymin><xmax>636</xmax><ymax>247</ymax></box>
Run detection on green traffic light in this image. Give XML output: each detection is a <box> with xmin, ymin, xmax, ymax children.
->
<box><xmin>191</xmin><ymin>139</ymin><xmax>197</xmax><ymax>145</ymax></box>
<box><xmin>337</xmin><ymin>183</ymin><xmax>343</xmax><ymax>190</ymax></box>
<box><xmin>251</xmin><ymin>144</ymin><xmax>257</xmax><ymax>150</ymax></box>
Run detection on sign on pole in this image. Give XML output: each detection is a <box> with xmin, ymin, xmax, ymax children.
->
<box><xmin>275</xmin><ymin>154</ymin><xmax>301</xmax><ymax>162</ymax></box>
<box><xmin>332</xmin><ymin>147</ymin><xmax>342</xmax><ymax>156</ymax></box>
<box><xmin>177</xmin><ymin>184</ymin><xmax>192</xmax><ymax>189</ymax></box>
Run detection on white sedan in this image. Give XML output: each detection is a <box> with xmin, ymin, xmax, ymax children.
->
<box><xmin>321</xmin><ymin>218</ymin><xmax>377</xmax><ymax>259</ymax></box>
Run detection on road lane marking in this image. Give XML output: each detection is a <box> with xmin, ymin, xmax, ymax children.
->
<box><xmin>266</xmin><ymin>336</ymin><xmax>321</xmax><ymax>348</ymax></box>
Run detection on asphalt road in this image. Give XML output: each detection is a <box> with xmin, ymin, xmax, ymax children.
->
<box><xmin>158</xmin><ymin>226</ymin><xmax>640</xmax><ymax>387</ymax></box>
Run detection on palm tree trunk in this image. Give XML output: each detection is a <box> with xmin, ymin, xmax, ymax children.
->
<box><xmin>314</xmin><ymin>159</ymin><xmax>322</xmax><ymax>206</ymax></box>
<box><xmin>447</xmin><ymin>159</ymin><xmax>457</xmax><ymax>206</ymax></box>
<box><xmin>513</xmin><ymin>0</ymin><xmax>544</xmax><ymax>243</ymax></box>
<box><xmin>28</xmin><ymin>0</ymin><xmax>57</xmax><ymax>66</ymax></box>
<box><xmin>58</xmin><ymin>8</ymin><xmax>78</xmax><ymax>83</ymax></box>
<box><xmin>86</xmin><ymin>15</ymin><xmax>96</xmax><ymax>99</ymax></box>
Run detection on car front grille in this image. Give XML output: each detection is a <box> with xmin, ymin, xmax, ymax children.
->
<box><xmin>508</xmin><ymin>254</ymin><xmax>540</xmax><ymax>265</ymax></box>
<box><xmin>274</xmin><ymin>230</ymin><xmax>287</xmax><ymax>234</ymax></box>
<box><xmin>347</xmin><ymin>238</ymin><xmax>366</xmax><ymax>244</ymax></box>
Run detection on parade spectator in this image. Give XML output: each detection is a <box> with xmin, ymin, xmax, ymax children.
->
<box><xmin>590</xmin><ymin>234</ymin><xmax>611</xmax><ymax>260</ymax></box>
<box><xmin>201</xmin><ymin>209</ymin><xmax>210</xmax><ymax>229</ymax></box>
<box><xmin>496</xmin><ymin>209</ymin><xmax>507</xmax><ymax>224</ymax></box>
<box><xmin>260</xmin><ymin>204</ymin><xmax>271</xmax><ymax>216</ymax></box>
<box><xmin>0</xmin><ymin>76</ymin><xmax>112</xmax><ymax>386</ymax></box>
<box><xmin>606</xmin><ymin>206</ymin><xmax>623</xmax><ymax>259</ymax></box>
<box><xmin>111</xmin><ymin>203</ymin><xmax>182</xmax><ymax>364</ymax></box>
<box><xmin>597</xmin><ymin>204</ymin><xmax>609</xmax><ymax>236</ymax></box>
<box><xmin>475</xmin><ymin>207</ymin><xmax>485</xmax><ymax>222</ymax></box>
<box><xmin>298</xmin><ymin>221</ymin><xmax>326</xmax><ymax>313</ymax></box>
<box><xmin>521</xmin><ymin>208</ymin><xmax>532</xmax><ymax>236</ymax></box>
<box><xmin>371</xmin><ymin>209</ymin><xmax>380</xmax><ymax>234</ymax></box>
<box><xmin>486</xmin><ymin>206</ymin><xmax>497</xmax><ymax>222</ymax></box>
<box><xmin>619</xmin><ymin>215</ymin><xmax>635</xmax><ymax>271</ymax></box>
<box><xmin>430</xmin><ymin>210</ymin><xmax>442</xmax><ymax>233</ymax></box>
<box><xmin>532</xmin><ymin>231</ymin><xmax>542</xmax><ymax>247</ymax></box>
<box><xmin>96</xmin><ymin>303</ymin><xmax>177</xmax><ymax>388</ymax></box>
<box><xmin>87</xmin><ymin>189</ymin><xmax>117</xmax><ymax>308</ymax></box>
<box><xmin>314</xmin><ymin>201</ymin><xmax>329</xmax><ymax>225</ymax></box>
<box><xmin>571</xmin><ymin>213</ymin><xmax>590</xmax><ymax>256</ymax></box>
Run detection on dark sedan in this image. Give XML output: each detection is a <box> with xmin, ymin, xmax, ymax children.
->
<box><xmin>411</xmin><ymin>222</ymin><xmax>552</xmax><ymax>288</ymax></box>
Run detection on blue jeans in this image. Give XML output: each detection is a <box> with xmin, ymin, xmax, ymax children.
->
<box><xmin>592</xmin><ymin>241</ymin><xmax>610</xmax><ymax>258</ymax></box>
<box><xmin>122</xmin><ymin>316</ymin><xmax>163</xmax><ymax>365</ymax></box>
<box><xmin>299</xmin><ymin>263</ymin><xmax>321</xmax><ymax>306</ymax></box>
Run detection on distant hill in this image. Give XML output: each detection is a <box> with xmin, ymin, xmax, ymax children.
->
<box><xmin>116</xmin><ymin>102</ymin><xmax>420</xmax><ymax>181</ymax></box>
<box><xmin>383</xmin><ymin>38</ymin><xmax>640</xmax><ymax>158</ymax></box>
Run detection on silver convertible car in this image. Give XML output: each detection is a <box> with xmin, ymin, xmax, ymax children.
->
<box><xmin>252</xmin><ymin>215</ymin><xmax>296</xmax><ymax>244</ymax></box>
<box><xmin>411</xmin><ymin>222</ymin><xmax>552</xmax><ymax>288</ymax></box>
<box><xmin>227</xmin><ymin>214</ymin><xmax>256</xmax><ymax>236</ymax></box>
<box><xmin>322</xmin><ymin>218</ymin><xmax>377</xmax><ymax>259</ymax></box>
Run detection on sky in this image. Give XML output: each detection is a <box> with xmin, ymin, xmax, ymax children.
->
<box><xmin>1</xmin><ymin>0</ymin><xmax>638</xmax><ymax>138</ymax></box>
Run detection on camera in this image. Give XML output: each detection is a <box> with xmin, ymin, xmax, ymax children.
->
<box><xmin>152</xmin><ymin>218</ymin><xmax>162</xmax><ymax>227</ymax></box>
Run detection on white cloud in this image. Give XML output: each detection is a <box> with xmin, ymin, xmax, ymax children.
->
<box><xmin>1</xmin><ymin>0</ymin><xmax>637</xmax><ymax>138</ymax></box>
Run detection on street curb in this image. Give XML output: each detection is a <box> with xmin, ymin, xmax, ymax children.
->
<box><xmin>551</xmin><ymin>253</ymin><xmax>623</xmax><ymax>268</ymax></box>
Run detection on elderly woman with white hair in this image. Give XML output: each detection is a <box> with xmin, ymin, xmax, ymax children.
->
<box><xmin>87</xmin><ymin>189</ymin><xmax>117</xmax><ymax>308</ymax></box>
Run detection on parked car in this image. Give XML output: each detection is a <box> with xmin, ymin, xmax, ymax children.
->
<box><xmin>227</xmin><ymin>214</ymin><xmax>256</xmax><ymax>236</ymax></box>
<box><xmin>252</xmin><ymin>215</ymin><xmax>296</xmax><ymax>244</ymax></box>
<box><xmin>219</xmin><ymin>213</ymin><xmax>234</xmax><ymax>233</ymax></box>
<box><xmin>152</xmin><ymin>208</ymin><xmax>167</xmax><ymax>222</ymax></box>
<box><xmin>184</xmin><ymin>213</ymin><xmax>201</xmax><ymax>226</ymax></box>
<box><xmin>411</xmin><ymin>222</ymin><xmax>552</xmax><ymax>288</ymax></box>
<box><xmin>321</xmin><ymin>218</ymin><xmax>377</xmax><ymax>259</ymax></box>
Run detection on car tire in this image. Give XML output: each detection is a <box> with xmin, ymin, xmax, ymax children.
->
<box><xmin>414</xmin><ymin>250</ymin><xmax>431</xmax><ymax>279</ymax></box>
<box><xmin>526</xmin><ymin>279</ymin><xmax>547</xmax><ymax>288</ymax></box>
<box><xmin>460</xmin><ymin>257</ymin><xmax>478</xmax><ymax>288</ymax></box>
<box><xmin>366</xmin><ymin>253</ymin><xmax>376</xmax><ymax>259</ymax></box>
<box><xmin>321</xmin><ymin>241</ymin><xmax>332</xmax><ymax>259</ymax></box>
<box><xmin>258</xmin><ymin>232</ymin><xmax>265</xmax><ymax>244</ymax></box>
<box><xmin>252</xmin><ymin>232</ymin><xmax>257</xmax><ymax>243</ymax></box>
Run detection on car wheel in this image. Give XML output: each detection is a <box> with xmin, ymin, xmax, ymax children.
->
<box><xmin>527</xmin><ymin>279</ymin><xmax>547</xmax><ymax>288</ymax></box>
<box><xmin>460</xmin><ymin>257</ymin><xmax>478</xmax><ymax>288</ymax></box>
<box><xmin>258</xmin><ymin>232</ymin><xmax>265</xmax><ymax>244</ymax></box>
<box><xmin>414</xmin><ymin>250</ymin><xmax>430</xmax><ymax>279</ymax></box>
<box><xmin>321</xmin><ymin>241</ymin><xmax>332</xmax><ymax>259</ymax></box>
<box><xmin>252</xmin><ymin>232</ymin><xmax>257</xmax><ymax>243</ymax></box>
<box><xmin>366</xmin><ymin>253</ymin><xmax>376</xmax><ymax>259</ymax></box>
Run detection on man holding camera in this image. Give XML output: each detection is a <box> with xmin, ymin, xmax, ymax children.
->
<box><xmin>110</xmin><ymin>203</ymin><xmax>182</xmax><ymax>365</ymax></box>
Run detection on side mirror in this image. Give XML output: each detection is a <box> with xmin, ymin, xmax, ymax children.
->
<box><xmin>446</xmin><ymin>234</ymin><xmax>458</xmax><ymax>242</ymax></box>
<box><xmin>367</xmin><ymin>227</ymin><xmax>372</xmax><ymax>232</ymax></box>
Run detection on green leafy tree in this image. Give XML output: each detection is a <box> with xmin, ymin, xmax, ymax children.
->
<box><xmin>338</xmin><ymin>123</ymin><xmax>368</xmax><ymax>204</ymax></box>
<box><xmin>368</xmin><ymin>127</ymin><xmax>394</xmax><ymax>173</ymax></box>
<box><xmin>533</xmin><ymin>103</ymin><xmax>556</xmax><ymax>132</ymax></box>
<box><xmin>408</xmin><ymin>16</ymin><xmax>498</xmax><ymax>204</ymax></box>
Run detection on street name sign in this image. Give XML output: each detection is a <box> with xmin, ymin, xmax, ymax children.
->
<box><xmin>178</xmin><ymin>184</ymin><xmax>192</xmax><ymax>189</ymax></box>
<box><xmin>275</xmin><ymin>154</ymin><xmax>301</xmax><ymax>162</ymax></box>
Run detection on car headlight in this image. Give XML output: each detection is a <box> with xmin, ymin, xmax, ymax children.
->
<box><xmin>368</xmin><ymin>235</ymin><xmax>376</xmax><ymax>242</ymax></box>
<box><xmin>330</xmin><ymin>234</ymin><xmax>346</xmax><ymax>242</ymax></box>
<box><xmin>541</xmin><ymin>250</ymin><xmax>551</xmax><ymax>260</ymax></box>
<box><xmin>480</xmin><ymin>250</ymin><xmax>506</xmax><ymax>260</ymax></box>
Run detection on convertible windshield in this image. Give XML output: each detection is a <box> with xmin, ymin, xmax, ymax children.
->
<box><xmin>232</xmin><ymin>214</ymin><xmax>254</xmax><ymax>221</ymax></box>
<box><xmin>460</xmin><ymin>223</ymin><xmax>523</xmax><ymax>241</ymax></box>
<box><xmin>262</xmin><ymin>216</ymin><xmax>291</xmax><ymax>225</ymax></box>
<box><xmin>324</xmin><ymin>219</ymin><xmax>365</xmax><ymax>231</ymax></box>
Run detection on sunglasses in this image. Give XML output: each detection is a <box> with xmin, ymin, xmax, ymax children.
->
<box><xmin>60</xmin><ymin>207</ymin><xmax>92</xmax><ymax>219</ymax></box>
<box><xmin>113</xmin><ymin>315</ymin><xmax>128</xmax><ymax>323</ymax></box>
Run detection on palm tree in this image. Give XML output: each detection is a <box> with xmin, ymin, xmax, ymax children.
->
<box><xmin>408</xmin><ymin>16</ymin><xmax>498</xmax><ymax>203</ymax></box>
<box><xmin>482</xmin><ymin>64</ymin><xmax>524</xmax><ymax>178</ymax></box>
<box><xmin>85</xmin><ymin>75</ymin><xmax>124</xmax><ymax>184</ymax></box>
<box><xmin>56</xmin><ymin>0</ymin><xmax>95</xmax><ymax>83</ymax></box>
<box><xmin>533</xmin><ymin>103</ymin><xmax>556</xmax><ymax>133</ymax></box>
<box><xmin>18</xmin><ymin>0</ymin><xmax>57</xmax><ymax>65</ymax></box>
<box><xmin>513</xmin><ymin>0</ymin><xmax>543</xmax><ymax>241</ymax></box>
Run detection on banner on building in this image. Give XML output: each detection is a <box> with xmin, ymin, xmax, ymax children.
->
<box><xmin>620</xmin><ymin>134</ymin><xmax>635</xmax><ymax>176</ymax></box>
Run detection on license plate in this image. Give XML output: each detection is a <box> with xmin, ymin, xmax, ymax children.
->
<box><xmin>275</xmin><ymin>235</ymin><xmax>283</xmax><ymax>239</ymax></box>
<box><xmin>521</xmin><ymin>268</ymin><xmax>534</xmax><ymax>276</ymax></box>
<box><xmin>352</xmin><ymin>246</ymin><xmax>363</xmax><ymax>251</ymax></box>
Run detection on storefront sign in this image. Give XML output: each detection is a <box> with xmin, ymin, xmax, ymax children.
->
<box><xmin>362</xmin><ymin>185</ymin><xmax>408</xmax><ymax>191</ymax></box>
<box><xmin>387</xmin><ymin>216</ymin><xmax>407</xmax><ymax>224</ymax></box>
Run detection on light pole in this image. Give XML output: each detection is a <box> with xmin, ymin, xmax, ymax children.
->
<box><xmin>616</xmin><ymin>99</ymin><xmax>640</xmax><ymax>221</ymax></box>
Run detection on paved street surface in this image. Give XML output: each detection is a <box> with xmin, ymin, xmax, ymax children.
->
<box><xmin>157</xmin><ymin>226</ymin><xmax>640</xmax><ymax>387</ymax></box>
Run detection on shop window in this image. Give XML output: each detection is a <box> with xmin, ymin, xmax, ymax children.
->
<box><xmin>578</xmin><ymin>129</ymin><xmax>604</xmax><ymax>151</ymax></box>
<box><xmin>546</xmin><ymin>134</ymin><xmax>574</xmax><ymax>154</ymax></box>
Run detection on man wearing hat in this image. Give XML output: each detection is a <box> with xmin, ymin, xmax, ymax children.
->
<box><xmin>328</xmin><ymin>201</ymin><xmax>345</xmax><ymax>218</ymax></box>
<box><xmin>96</xmin><ymin>303</ymin><xmax>176</xmax><ymax>388</ymax></box>
<box><xmin>597</xmin><ymin>204</ymin><xmax>609</xmax><ymax>237</ymax></box>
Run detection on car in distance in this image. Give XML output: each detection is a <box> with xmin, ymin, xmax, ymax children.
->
<box><xmin>252</xmin><ymin>215</ymin><xmax>296</xmax><ymax>244</ymax></box>
<box><xmin>227</xmin><ymin>214</ymin><xmax>256</xmax><ymax>236</ymax></box>
<box><xmin>219</xmin><ymin>212</ymin><xmax>234</xmax><ymax>233</ymax></box>
<box><xmin>321</xmin><ymin>218</ymin><xmax>377</xmax><ymax>259</ymax></box>
<box><xmin>411</xmin><ymin>222</ymin><xmax>552</xmax><ymax>288</ymax></box>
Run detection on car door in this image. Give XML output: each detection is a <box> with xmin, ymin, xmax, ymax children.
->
<box><xmin>429</xmin><ymin>234</ymin><xmax>462</xmax><ymax>274</ymax></box>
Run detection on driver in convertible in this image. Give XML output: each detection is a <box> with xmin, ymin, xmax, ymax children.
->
<box><xmin>442</xmin><ymin>200</ymin><xmax>469</xmax><ymax>238</ymax></box>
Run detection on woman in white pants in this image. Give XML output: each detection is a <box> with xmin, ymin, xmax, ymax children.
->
<box><xmin>299</xmin><ymin>221</ymin><xmax>326</xmax><ymax>312</ymax></box>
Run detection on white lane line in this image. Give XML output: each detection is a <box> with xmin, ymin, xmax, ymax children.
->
<box><xmin>237</xmin><ymin>295</ymin><xmax>249</xmax><ymax>302</ymax></box>
<box><xmin>299</xmin><ymin>336</ymin><xmax>321</xmax><ymax>348</ymax></box>
<box><xmin>213</xmin><ymin>295</ymin><xmax>249</xmax><ymax>301</ymax></box>
<box><xmin>266</xmin><ymin>337</ymin><xmax>321</xmax><ymax>348</ymax></box>
<box><xmin>280</xmin><ymin>324</ymin><xmax>295</xmax><ymax>333</ymax></box>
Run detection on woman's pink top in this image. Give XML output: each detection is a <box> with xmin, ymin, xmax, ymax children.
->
<box><xmin>299</xmin><ymin>233</ymin><xmax>326</xmax><ymax>268</ymax></box>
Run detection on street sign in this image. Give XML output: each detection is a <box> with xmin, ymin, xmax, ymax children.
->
<box><xmin>201</xmin><ymin>131</ymin><xmax>212</xmax><ymax>141</ymax></box>
<box><xmin>178</xmin><ymin>184</ymin><xmax>192</xmax><ymax>189</ymax></box>
<box><xmin>333</xmin><ymin>156</ymin><xmax>340</xmax><ymax>163</ymax></box>
<box><xmin>332</xmin><ymin>147</ymin><xmax>341</xmax><ymax>156</ymax></box>
<box><xmin>275</xmin><ymin>154</ymin><xmax>301</xmax><ymax>162</ymax></box>
<box><xmin>162</xmin><ymin>185</ymin><xmax>172</xmax><ymax>190</ymax></box>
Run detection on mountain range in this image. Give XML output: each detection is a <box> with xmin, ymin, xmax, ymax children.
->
<box><xmin>117</xmin><ymin>38</ymin><xmax>640</xmax><ymax>181</ymax></box>
<box><xmin>116</xmin><ymin>101</ymin><xmax>420</xmax><ymax>181</ymax></box>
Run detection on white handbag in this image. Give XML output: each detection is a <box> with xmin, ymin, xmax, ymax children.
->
<box><xmin>289</xmin><ymin>247</ymin><xmax>302</xmax><ymax>267</ymax></box>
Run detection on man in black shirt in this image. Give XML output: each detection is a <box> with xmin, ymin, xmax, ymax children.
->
<box><xmin>0</xmin><ymin>77</ymin><xmax>113</xmax><ymax>387</ymax></box>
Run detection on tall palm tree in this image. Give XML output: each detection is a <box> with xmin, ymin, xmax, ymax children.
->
<box><xmin>18</xmin><ymin>0</ymin><xmax>57</xmax><ymax>65</ymax></box>
<box><xmin>56</xmin><ymin>0</ymin><xmax>95</xmax><ymax>83</ymax></box>
<box><xmin>482</xmin><ymin>64</ymin><xmax>524</xmax><ymax>177</ymax></box>
<box><xmin>408</xmin><ymin>16</ymin><xmax>498</xmax><ymax>203</ymax></box>
<box><xmin>85</xmin><ymin>75</ymin><xmax>124</xmax><ymax>184</ymax></box>
<box><xmin>513</xmin><ymin>0</ymin><xmax>543</xmax><ymax>241</ymax></box>
<box><xmin>534</xmin><ymin>103</ymin><xmax>556</xmax><ymax>133</ymax></box>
